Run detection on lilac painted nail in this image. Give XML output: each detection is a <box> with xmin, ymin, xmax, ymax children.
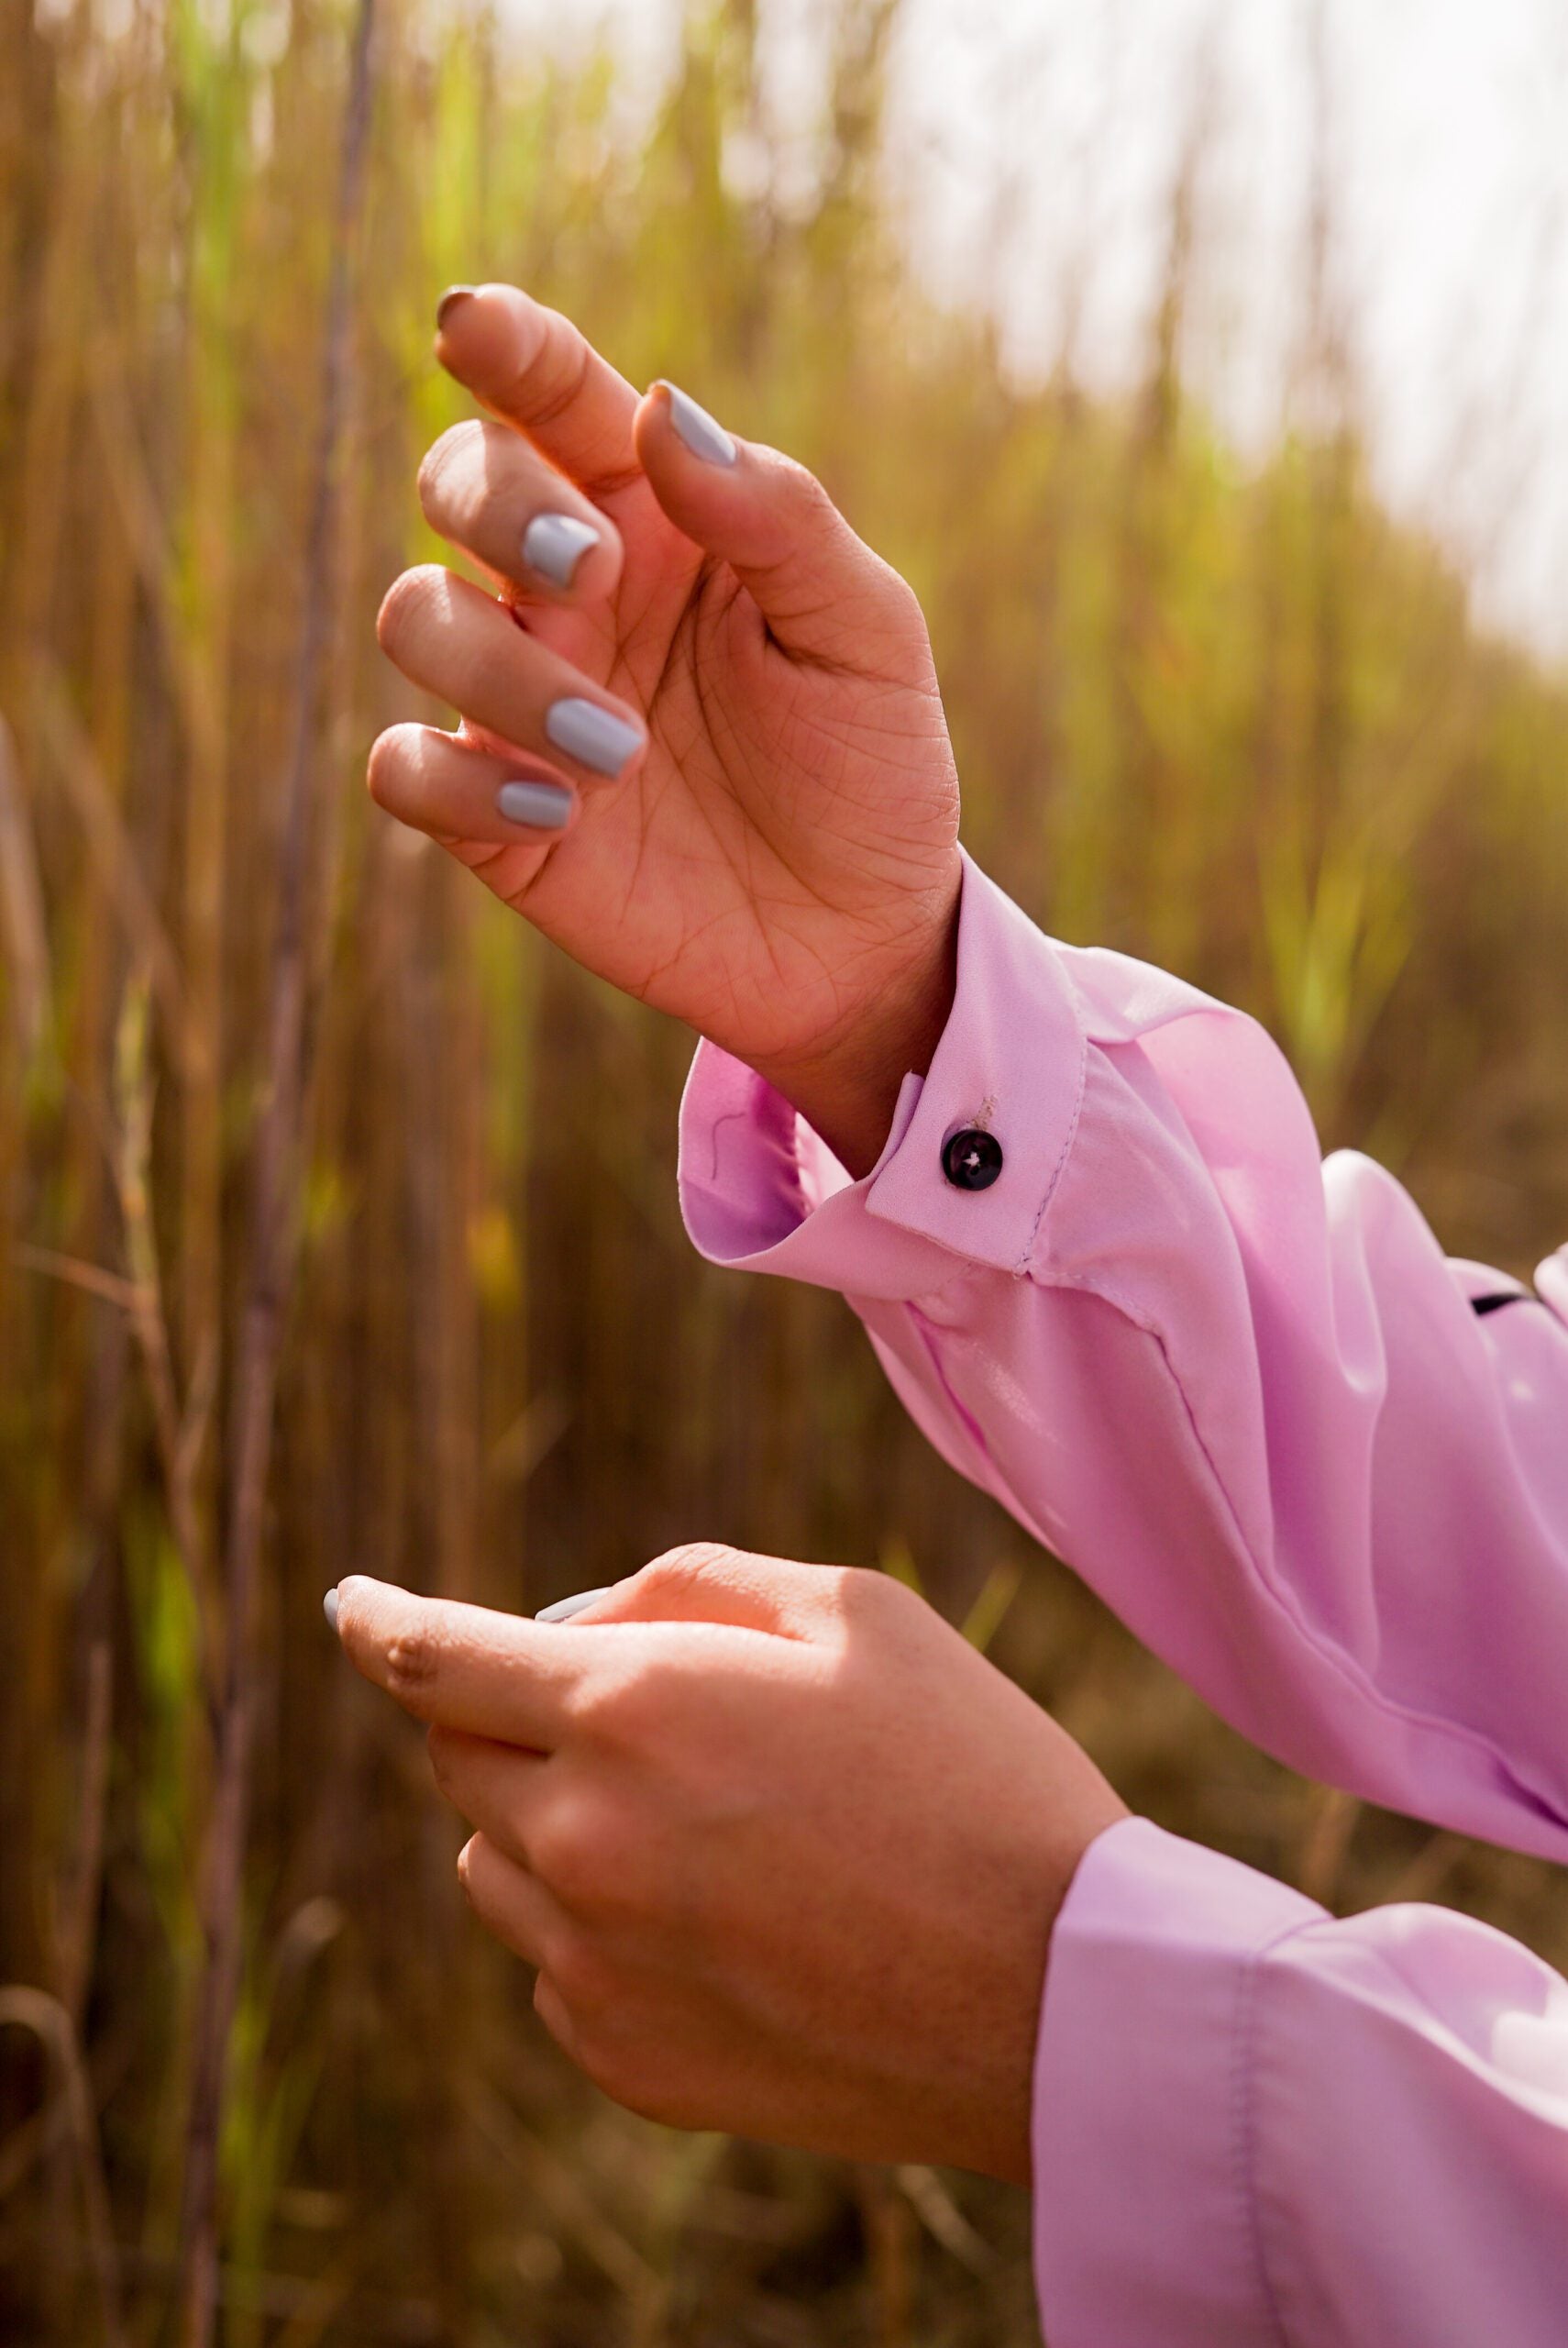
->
<box><xmin>544</xmin><ymin>699</ymin><xmax>643</xmax><ymax>778</ymax></box>
<box><xmin>323</xmin><ymin>1588</ymin><xmax>340</xmax><ymax>1632</ymax></box>
<box><xmin>535</xmin><ymin>1587</ymin><xmax>613</xmax><ymax>1623</ymax></box>
<box><xmin>498</xmin><ymin>781</ymin><xmax>573</xmax><ymax>830</ymax></box>
<box><xmin>523</xmin><ymin>512</ymin><xmax>601</xmax><ymax>588</ymax></box>
<box><xmin>655</xmin><ymin>380</ymin><xmax>736</xmax><ymax>467</ymax></box>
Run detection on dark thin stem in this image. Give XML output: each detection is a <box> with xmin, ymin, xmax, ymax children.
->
<box><xmin>174</xmin><ymin>4</ymin><xmax>378</xmax><ymax>2340</ymax></box>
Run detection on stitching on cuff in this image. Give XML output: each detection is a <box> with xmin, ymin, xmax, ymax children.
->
<box><xmin>701</xmin><ymin>1103</ymin><xmax>763</xmax><ymax>1188</ymax></box>
<box><xmin>1235</xmin><ymin>1916</ymin><xmax>1320</xmax><ymax>2348</ymax></box>
<box><xmin>1012</xmin><ymin>1018</ymin><xmax>1090</xmax><ymax>1279</ymax></box>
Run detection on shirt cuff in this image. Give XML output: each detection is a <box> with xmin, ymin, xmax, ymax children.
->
<box><xmin>1033</xmin><ymin>1817</ymin><xmax>1323</xmax><ymax>2348</ymax></box>
<box><xmin>676</xmin><ymin>851</ymin><xmax>1088</xmax><ymax>1301</ymax></box>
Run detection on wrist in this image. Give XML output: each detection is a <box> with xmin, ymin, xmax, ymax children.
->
<box><xmin>748</xmin><ymin>888</ymin><xmax>961</xmax><ymax>1179</ymax></box>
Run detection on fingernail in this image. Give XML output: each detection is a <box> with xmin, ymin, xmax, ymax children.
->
<box><xmin>535</xmin><ymin>1587</ymin><xmax>613</xmax><ymax>1623</ymax></box>
<box><xmin>436</xmin><ymin>283</ymin><xmax>476</xmax><ymax>329</ymax></box>
<box><xmin>323</xmin><ymin>1587</ymin><xmax>340</xmax><ymax>1632</ymax></box>
<box><xmin>523</xmin><ymin>512</ymin><xmax>601</xmax><ymax>588</ymax></box>
<box><xmin>498</xmin><ymin>780</ymin><xmax>573</xmax><ymax>831</ymax></box>
<box><xmin>655</xmin><ymin>381</ymin><xmax>736</xmax><ymax>467</ymax></box>
<box><xmin>544</xmin><ymin>698</ymin><xmax>644</xmax><ymax>778</ymax></box>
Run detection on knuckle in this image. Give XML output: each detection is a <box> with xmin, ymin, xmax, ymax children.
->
<box><xmin>523</xmin><ymin>1795</ymin><xmax>584</xmax><ymax>1896</ymax></box>
<box><xmin>637</xmin><ymin>1540</ymin><xmax>734</xmax><ymax>1598</ymax></box>
<box><xmin>564</xmin><ymin>1667</ymin><xmax>643</xmax><ymax>1750</ymax></box>
<box><xmin>513</xmin><ymin>311</ymin><xmax>592</xmax><ymax>430</ymax></box>
<box><xmin>528</xmin><ymin>1793</ymin><xmax>626</xmax><ymax>1909</ymax></box>
<box><xmin>828</xmin><ymin>1561</ymin><xmax>910</xmax><ymax>1642</ymax></box>
<box><xmin>382</xmin><ymin>1620</ymin><xmax>443</xmax><ymax>1711</ymax></box>
<box><xmin>572</xmin><ymin>1668</ymin><xmax>682</xmax><ymax>1770</ymax></box>
<box><xmin>862</xmin><ymin>1562</ymin><xmax>917</xmax><ymax>1626</ymax></box>
<box><xmin>767</xmin><ymin>448</ymin><xmax>828</xmax><ymax>514</ymax></box>
<box><xmin>852</xmin><ymin>1558</ymin><xmax>899</xmax><ymax>1604</ymax></box>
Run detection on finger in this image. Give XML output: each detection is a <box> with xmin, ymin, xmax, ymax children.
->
<box><xmin>435</xmin><ymin>283</ymin><xmax>642</xmax><ymax>504</ymax></box>
<box><xmin>369</xmin><ymin>722</ymin><xmax>580</xmax><ymax>847</ymax></box>
<box><xmin>428</xmin><ymin>1727</ymin><xmax>547</xmax><ymax>1869</ymax></box>
<box><xmin>632</xmin><ymin>381</ymin><xmax>922</xmax><ymax>669</ymax></box>
<box><xmin>377</xmin><ymin>566</ymin><xmax>646</xmax><ymax>785</ymax></box>
<box><xmin>457</xmin><ymin>1832</ymin><xmax>565</xmax><ymax>1969</ymax></box>
<box><xmin>578</xmin><ymin>1543</ymin><xmax>834</xmax><ymax>1639</ymax></box>
<box><xmin>333</xmin><ymin>1575</ymin><xmax>602</xmax><ymax>1745</ymax></box>
<box><xmin>417</xmin><ymin>418</ymin><xmax>624</xmax><ymax>606</ymax></box>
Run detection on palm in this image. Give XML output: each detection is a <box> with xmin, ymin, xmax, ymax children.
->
<box><xmin>449</xmin><ymin>471</ymin><xmax>959</xmax><ymax>1071</ymax></box>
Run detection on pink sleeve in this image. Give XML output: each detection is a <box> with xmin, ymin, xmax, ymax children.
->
<box><xmin>679</xmin><ymin>850</ymin><xmax>1568</xmax><ymax>2340</ymax></box>
<box><xmin>1034</xmin><ymin>1816</ymin><xmax>1568</xmax><ymax>2347</ymax></box>
<box><xmin>677</xmin><ymin>852</ymin><xmax>1568</xmax><ymax>1859</ymax></box>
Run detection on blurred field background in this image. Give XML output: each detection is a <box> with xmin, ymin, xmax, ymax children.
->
<box><xmin>4</xmin><ymin>0</ymin><xmax>1568</xmax><ymax>2340</ymax></box>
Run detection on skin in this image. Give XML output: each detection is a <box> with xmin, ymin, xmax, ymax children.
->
<box><xmin>333</xmin><ymin>1549</ymin><xmax>1126</xmax><ymax>2185</ymax></box>
<box><xmin>370</xmin><ymin>282</ymin><xmax>961</xmax><ymax>1179</ymax></box>
<box><xmin>363</xmin><ymin>282</ymin><xmax>1130</xmax><ymax>2182</ymax></box>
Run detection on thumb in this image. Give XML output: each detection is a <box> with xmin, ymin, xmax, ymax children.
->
<box><xmin>562</xmin><ymin>1543</ymin><xmax>835</xmax><ymax>1640</ymax></box>
<box><xmin>633</xmin><ymin>381</ymin><xmax>925</xmax><ymax>670</ymax></box>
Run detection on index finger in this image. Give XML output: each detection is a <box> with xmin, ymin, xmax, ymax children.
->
<box><xmin>435</xmin><ymin>283</ymin><xmax>643</xmax><ymax>505</ymax></box>
<box><xmin>333</xmin><ymin>1575</ymin><xmax>594</xmax><ymax>1746</ymax></box>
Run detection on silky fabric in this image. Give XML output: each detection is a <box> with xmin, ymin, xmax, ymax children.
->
<box><xmin>677</xmin><ymin>851</ymin><xmax>1568</xmax><ymax>2346</ymax></box>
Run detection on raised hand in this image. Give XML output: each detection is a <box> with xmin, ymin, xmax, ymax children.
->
<box><xmin>369</xmin><ymin>284</ymin><xmax>963</xmax><ymax>1176</ymax></box>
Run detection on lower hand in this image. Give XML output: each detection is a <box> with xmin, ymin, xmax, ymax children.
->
<box><xmin>332</xmin><ymin>1547</ymin><xmax>1126</xmax><ymax>2182</ymax></box>
<box><xmin>368</xmin><ymin>284</ymin><xmax>963</xmax><ymax>1178</ymax></box>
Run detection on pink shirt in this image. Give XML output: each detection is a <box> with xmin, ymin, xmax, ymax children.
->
<box><xmin>677</xmin><ymin>852</ymin><xmax>1568</xmax><ymax>2345</ymax></box>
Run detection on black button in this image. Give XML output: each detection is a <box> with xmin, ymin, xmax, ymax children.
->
<box><xmin>942</xmin><ymin>1127</ymin><xmax>1003</xmax><ymax>1191</ymax></box>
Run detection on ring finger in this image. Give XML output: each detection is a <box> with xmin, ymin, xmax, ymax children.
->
<box><xmin>458</xmin><ymin>1832</ymin><xmax>564</xmax><ymax>1970</ymax></box>
<box><xmin>376</xmin><ymin>565</ymin><xmax>647</xmax><ymax>786</ymax></box>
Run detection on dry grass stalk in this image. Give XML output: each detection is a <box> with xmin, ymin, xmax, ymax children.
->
<box><xmin>0</xmin><ymin>714</ymin><xmax>50</xmax><ymax>1062</ymax></box>
<box><xmin>0</xmin><ymin>1989</ymin><xmax>124</xmax><ymax>2348</ymax></box>
<box><xmin>1</xmin><ymin>6</ymin><xmax>1565</xmax><ymax>2342</ymax></box>
<box><xmin>174</xmin><ymin>3</ymin><xmax>380</xmax><ymax>2339</ymax></box>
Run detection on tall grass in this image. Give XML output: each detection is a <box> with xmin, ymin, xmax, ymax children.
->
<box><xmin>3</xmin><ymin>2</ymin><xmax>1566</xmax><ymax>2341</ymax></box>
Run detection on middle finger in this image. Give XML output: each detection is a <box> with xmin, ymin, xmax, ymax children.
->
<box><xmin>377</xmin><ymin>566</ymin><xmax>647</xmax><ymax>785</ymax></box>
<box><xmin>418</xmin><ymin>418</ymin><xmax>624</xmax><ymax>609</ymax></box>
<box><xmin>428</xmin><ymin>1724</ymin><xmax>549</xmax><ymax>1872</ymax></box>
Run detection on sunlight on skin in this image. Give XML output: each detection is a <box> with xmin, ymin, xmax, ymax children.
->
<box><xmin>360</xmin><ymin>276</ymin><xmax>1129</xmax><ymax>2176</ymax></box>
<box><xmin>329</xmin><ymin>1548</ymin><xmax>1127</xmax><ymax>2179</ymax></box>
<box><xmin>369</xmin><ymin>281</ymin><xmax>964</xmax><ymax>1180</ymax></box>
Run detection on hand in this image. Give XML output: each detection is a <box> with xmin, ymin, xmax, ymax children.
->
<box><xmin>331</xmin><ymin>1546</ymin><xmax>1126</xmax><ymax>2182</ymax></box>
<box><xmin>368</xmin><ymin>284</ymin><xmax>963</xmax><ymax>1176</ymax></box>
